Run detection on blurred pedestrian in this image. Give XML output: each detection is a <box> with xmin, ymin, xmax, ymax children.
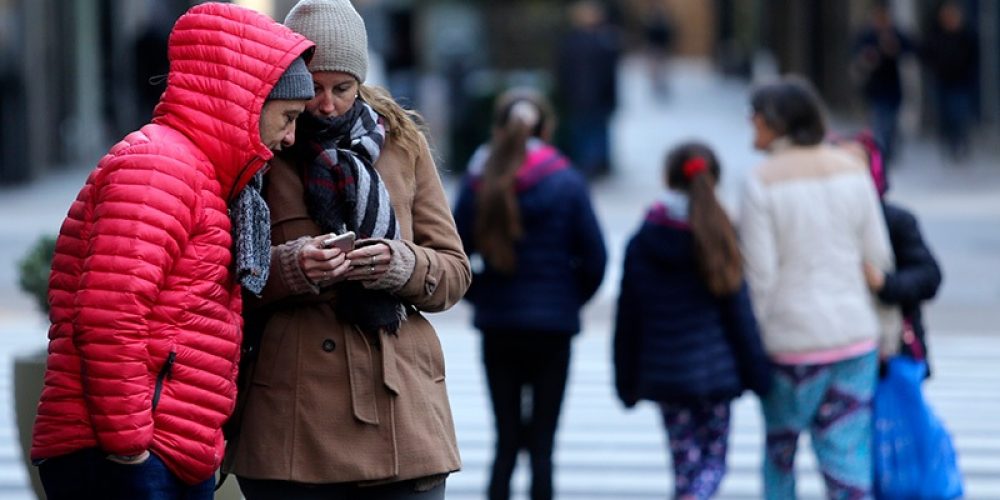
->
<box><xmin>613</xmin><ymin>142</ymin><xmax>771</xmax><ymax>500</ymax></box>
<box><xmin>922</xmin><ymin>1</ymin><xmax>979</xmax><ymax>162</ymax></box>
<box><xmin>642</xmin><ymin>1</ymin><xmax>676</xmax><ymax>101</ymax></box>
<box><xmin>221</xmin><ymin>1</ymin><xmax>471</xmax><ymax>499</ymax></box>
<box><xmin>838</xmin><ymin>130</ymin><xmax>943</xmax><ymax>374</ymax></box>
<box><xmin>30</xmin><ymin>4</ymin><xmax>315</xmax><ymax>499</ymax></box>
<box><xmin>453</xmin><ymin>87</ymin><xmax>608</xmax><ymax>500</ymax></box>
<box><xmin>556</xmin><ymin>0</ymin><xmax>621</xmax><ymax>178</ymax></box>
<box><xmin>852</xmin><ymin>1</ymin><xmax>914</xmax><ymax>165</ymax></box>
<box><xmin>740</xmin><ymin>76</ymin><xmax>895</xmax><ymax>499</ymax></box>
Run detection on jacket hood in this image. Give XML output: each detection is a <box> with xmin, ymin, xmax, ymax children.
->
<box><xmin>466</xmin><ymin>139</ymin><xmax>570</xmax><ymax>192</ymax></box>
<box><xmin>152</xmin><ymin>3</ymin><xmax>315</xmax><ymax>202</ymax></box>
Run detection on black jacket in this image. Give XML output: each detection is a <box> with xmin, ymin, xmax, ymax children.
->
<box><xmin>878</xmin><ymin>202</ymin><xmax>942</xmax><ymax>372</ymax></box>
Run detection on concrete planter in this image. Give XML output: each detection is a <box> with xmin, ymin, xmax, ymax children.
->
<box><xmin>13</xmin><ymin>349</ymin><xmax>46</xmax><ymax>500</ymax></box>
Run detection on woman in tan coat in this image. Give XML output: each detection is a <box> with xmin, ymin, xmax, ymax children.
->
<box><xmin>222</xmin><ymin>1</ymin><xmax>470</xmax><ymax>498</ymax></box>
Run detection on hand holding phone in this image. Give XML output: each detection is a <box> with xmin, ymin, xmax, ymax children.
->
<box><xmin>322</xmin><ymin>231</ymin><xmax>356</xmax><ymax>252</ymax></box>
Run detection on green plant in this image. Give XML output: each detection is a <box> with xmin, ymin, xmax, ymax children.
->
<box><xmin>17</xmin><ymin>235</ymin><xmax>56</xmax><ymax>315</ymax></box>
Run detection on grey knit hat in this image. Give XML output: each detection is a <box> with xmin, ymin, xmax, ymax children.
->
<box><xmin>285</xmin><ymin>0</ymin><xmax>368</xmax><ymax>83</ymax></box>
<box><xmin>267</xmin><ymin>56</ymin><xmax>314</xmax><ymax>101</ymax></box>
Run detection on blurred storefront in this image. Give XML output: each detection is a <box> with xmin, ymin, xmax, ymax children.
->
<box><xmin>0</xmin><ymin>0</ymin><xmax>190</xmax><ymax>184</ymax></box>
<box><xmin>2</xmin><ymin>0</ymin><xmax>996</xmax><ymax>185</ymax></box>
<box><xmin>715</xmin><ymin>0</ymin><xmax>999</xmax><ymax>137</ymax></box>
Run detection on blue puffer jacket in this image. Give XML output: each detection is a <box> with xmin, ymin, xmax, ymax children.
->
<box><xmin>453</xmin><ymin>142</ymin><xmax>607</xmax><ymax>335</ymax></box>
<box><xmin>614</xmin><ymin>202</ymin><xmax>771</xmax><ymax>407</ymax></box>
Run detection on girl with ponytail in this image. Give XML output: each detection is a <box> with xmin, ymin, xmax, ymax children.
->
<box><xmin>613</xmin><ymin>141</ymin><xmax>771</xmax><ymax>500</ymax></box>
<box><xmin>453</xmin><ymin>87</ymin><xmax>607</xmax><ymax>500</ymax></box>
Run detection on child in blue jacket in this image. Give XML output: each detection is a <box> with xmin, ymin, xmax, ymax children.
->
<box><xmin>614</xmin><ymin>142</ymin><xmax>771</xmax><ymax>499</ymax></box>
<box><xmin>453</xmin><ymin>87</ymin><xmax>607</xmax><ymax>500</ymax></box>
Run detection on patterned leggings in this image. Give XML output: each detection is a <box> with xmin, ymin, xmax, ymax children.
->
<box><xmin>659</xmin><ymin>399</ymin><xmax>732</xmax><ymax>500</ymax></box>
<box><xmin>762</xmin><ymin>351</ymin><xmax>878</xmax><ymax>500</ymax></box>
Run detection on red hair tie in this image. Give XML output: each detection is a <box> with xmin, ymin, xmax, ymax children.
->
<box><xmin>682</xmin><ymin>157</ymin><xmax>708</xmax><ymax>180</ymax></box>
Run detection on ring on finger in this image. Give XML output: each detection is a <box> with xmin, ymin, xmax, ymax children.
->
<box><xmin>369</xmin><ymin>265</ymin><xmax>375</xmax><ymax>274</ymax></box>
<box><xmin>370</xmin><ymin>255</ymin><xmax>375</xmax><ymax>266</ymax></box>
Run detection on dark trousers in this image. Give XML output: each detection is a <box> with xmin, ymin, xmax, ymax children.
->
<box><xmin>869</xmin><ymin>99</ymin><xmax>900</xmax><ymax>165</ymax></box>
<box><xmin>565</xmin><ymin>111</ymin><xmax>612</xmax><ymax>177</ymax></box>
<box><xmin>938</xmin><ymin>86</ymin><xmax>973</xmax><ymax>160</ymax></box>
<box><xmin>37</xmin><ymin>448</ymin><xmax>213</xmax><ymax>500</ymax></box>
<box><xmin>482</xmin><ymin>331</ymin><xmax>572</xmax><ymax>500</ymax></box>
<box><xmin>236</xmin><ymin>477</ymin><xmax>446</xmax><ymax>500</ymax></box>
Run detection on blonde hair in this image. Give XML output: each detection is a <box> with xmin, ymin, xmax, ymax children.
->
<box><xmin>359</xmin><ymin>84</ymin><xmax>427</xmax><ymax>160</ymax></box>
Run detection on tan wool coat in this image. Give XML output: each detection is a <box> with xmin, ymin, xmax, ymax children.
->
<box><xmin>223</xmin><ymin>131</ymin><xmax>471</xmax><ymax>484</ymax></box>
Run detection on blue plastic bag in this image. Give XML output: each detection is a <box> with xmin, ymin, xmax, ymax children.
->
<box><xmin>873</xmin><ymin>355</ymin><xmax>963</xmax><ymax>499</ymax></box>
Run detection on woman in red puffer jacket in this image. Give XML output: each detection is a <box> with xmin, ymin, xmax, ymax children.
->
<box><xmin>30</xmin><ymin>4</ymin><xmax>314</xmax><ymax>498</ymax></box>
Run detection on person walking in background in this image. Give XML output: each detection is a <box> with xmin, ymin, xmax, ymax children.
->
<box><xmin>613</xmin><ymin>142</ymin><xmax>771</xmax><ymax>500</ymax></box>
<box><xmin>922</xmin><ymin>0</ymin><xmax>979</xmax><ymax>162</ymax></box>
<box><xmin>452</xmin><ymin>87</ymin><xmax>607</xmax><ymax>500</ymax></box>
<box><xmin>852</xmin><ymin>1</ymin><xmax>913</xmax><ymax>166</ymax></box>
<box><xmin>556</xmin><ymin>0</ymin><xmax>621</xmax><ymax>179</ymax></box>
<box><xmin>839</xmin><ymin>131</ymin><xmax>943</xmax><ymax>374</ymax></box>
<box><xmin>641</xmin><ymin>1</ymin><xmax>676</xmax><ymax>102</ymax></box>
<box><xmin>740</xmin><ymin>76</ymin><xmax>895</xmax><ymax>499</ymax></box>
<box><xmin>30</xmin><ymin>4</ymin><xmax>315</xmax><ymax>499</ymax></box>
<box><xmin>222</xmin><ymin>1</ymin><xmax>471</xmax><ymax>499</ymax></box>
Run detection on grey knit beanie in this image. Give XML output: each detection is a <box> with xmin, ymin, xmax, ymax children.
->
<box><xmin>285</xmin><ymin>0</ymin><xmax>368</xmax><ymax>83</ymax></box>
<box><xmin>267</xmin><ymin>56</ymin><xmax>314</xmax><ymax>101</ymax></box>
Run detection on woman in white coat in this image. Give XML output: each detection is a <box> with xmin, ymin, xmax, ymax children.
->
<box><xmin>739</xmin><ymin>76</ymin><xmax>893</xmax><ymax>499</ymax></box>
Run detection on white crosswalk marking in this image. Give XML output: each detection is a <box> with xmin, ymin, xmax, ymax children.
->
<box><xmin>437</xmin><ymin>310</ymin><xmax>1000</xmax><ymax>499</ymax></box>
<box><xmin>1</xmin><ymin>322</ymin><xmax>998</xmax><ymax>499</ymax></box>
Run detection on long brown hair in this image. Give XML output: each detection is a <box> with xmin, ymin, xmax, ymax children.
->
<box><xmin>359</xmin><ymin>84</ymin><xmax>427</xmax><ymax>161</ymax></box>
<box><xmin>665</xmin><ymin>142</ymin><xmax>743</xmax><ymax>296</ymax></box>
<box><xmin>475</xmin><ymin>88</ymin><xmax>556</xmax><ymax>274</ymax></box>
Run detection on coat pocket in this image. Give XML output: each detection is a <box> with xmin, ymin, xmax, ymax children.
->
<box><xmin>414</xmin><ymin>317</ymin><xmax>446</xmax><ymax>383</ymax></box>
<box><xmin>151</xmin><ymin>352</ymin><xmax>177</xmax><ymax>412</ymax></box>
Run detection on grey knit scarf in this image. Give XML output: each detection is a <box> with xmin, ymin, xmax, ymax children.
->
<box><xmin>231</xmin><ymin>171</ymin><xmax>271</xmax><ymax>296</ymax></box>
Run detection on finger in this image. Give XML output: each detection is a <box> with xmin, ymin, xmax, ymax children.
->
<box><xmin>345</xmin><ymin>264</ymin><xmax>387</xmax><ymax>281</ymax></box>
<box><xmin>347</xmin><ymin>242</ymin><xmax>387</xmax><ymax>261</ymax></box>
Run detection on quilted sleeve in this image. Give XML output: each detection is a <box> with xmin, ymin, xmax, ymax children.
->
<box><xmin>613</xmin><ymin>237</ymin><xmax>642</xmax><ymax>409</ymax></box>
<box><xmin>74</xmin><ymin>153</ymin><xmax>196</xmax><ymax>456</ymax></box>
<box><xmin>568</xmin><ymin>173</ymin><xmax>607</xmax><ymax>304</ymax></box>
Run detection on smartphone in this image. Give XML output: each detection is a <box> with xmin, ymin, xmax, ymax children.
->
<box><xmin>322</xmin><ymin>231</ymin><xmax>356</xmax><ymax>252</ymax></box>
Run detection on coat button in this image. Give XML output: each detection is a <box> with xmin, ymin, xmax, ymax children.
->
<box><xmin>322</xmin><ymin>339</ymin><xmax>336</xmax><ymax>352</ymax></box>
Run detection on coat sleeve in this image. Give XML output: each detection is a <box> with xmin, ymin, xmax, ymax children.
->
<box><xmin>877</xmin><ymin>206</ymin><xmax>942</xmax><ymax>305</ymax></box>
<box><xmin>397</xmin><ymin>134</ymin><xmax>472</xmax><ymax>312</ymax></box>
<box><xmin>74</xmin><ymin>153</ymin><xmax>195</xmax><ymax>455</ymax></box>
<box><xmin>738</xmin><ymin>175</ymin><xmax>777</xmax><ymax>322</ymax></box>
<box><xmin>720</xmin><ymin>282</ymin><xmax>773</xmax><ymax>397</ymax></box>
<box><xmin>858</xmin><ymin>176</ymin><xmax>898</xmax><ymax>354</ymax></box>
<box><xmin>860</xmin><ymin>180</ymin><xmax>894</xmax><ymax>274</ymax></box>
<box><xmin>613</xmin><ymin>238</ymin><xmax>641</xmax><ymax>409</ymax></box>
<box><xmin>569</xmin><ymin>174</ymin><xmax>607</xmax><ymax>304</ymax></box>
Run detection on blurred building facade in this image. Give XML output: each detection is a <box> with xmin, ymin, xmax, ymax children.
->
<box><xmin>1</xmin><ymin>0</ymin><xmax>997</xmax><ymax>184</ymax></box>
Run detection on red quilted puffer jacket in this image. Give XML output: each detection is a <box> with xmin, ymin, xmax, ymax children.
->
<box><xmin>31</xmin><ymin>3</ymin><xmax>314</xmax><ymax>485</ymax></box>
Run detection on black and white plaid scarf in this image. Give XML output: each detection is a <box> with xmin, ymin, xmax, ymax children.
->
<box><xmin>293</xmin><ymin>100</ymin><xmax>405</xmax><ymax>335</ymax></box>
